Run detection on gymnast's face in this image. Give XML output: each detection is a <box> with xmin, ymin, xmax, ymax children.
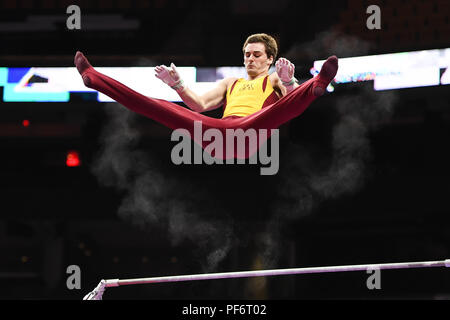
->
<box><xmin>244</xmin><ymin>42</ymin><xmax>274</xmax><ymax>79</ymax></box>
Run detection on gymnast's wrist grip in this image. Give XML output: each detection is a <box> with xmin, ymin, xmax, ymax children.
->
<box><xmin>170</xmin><ymin>79</ymin><xmax>185</xmax><ymax>92</ymax></box>
<box><xmin>282</xmin><ymin>77</ymin><xmax>297</xmax><ymax>86</ymax></box>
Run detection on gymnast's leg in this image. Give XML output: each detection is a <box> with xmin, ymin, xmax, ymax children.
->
<box><xmin>74</xmin><ymin>51</ymin><xmax>225</xmax><ymax>136</ymax></box>
<box><xmin>211</xmin><ymin>56</ymin><xmax>338</xmax><ymax>159</ymax></box>
<box><xmin>238</xmin><ymin>55</ymin><xmax>339</xmax><ymax>132</ymax></box>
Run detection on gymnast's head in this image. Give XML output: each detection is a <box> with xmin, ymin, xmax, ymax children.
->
<box><xmin>242</xmin><ymin>33</ymin><xmax>278</xmax><ymax>78</ymax></box>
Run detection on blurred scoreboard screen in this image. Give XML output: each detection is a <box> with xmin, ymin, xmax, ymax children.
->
<box><xmin>1</xmin><ymin>47</ymin><xmax>449</xmax><ymax>103</ymax></box>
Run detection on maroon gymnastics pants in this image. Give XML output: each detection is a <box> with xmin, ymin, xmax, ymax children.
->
<box><xmin>80</xmin><ymin>67</ymin><xmax>329</xmax><ymax>159</ymax></box>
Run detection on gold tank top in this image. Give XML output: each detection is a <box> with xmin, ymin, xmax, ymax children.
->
<box><xmin>222</xmin><ymin>75</ymin><xmax>278</xmax><ymax>118</ymax></box>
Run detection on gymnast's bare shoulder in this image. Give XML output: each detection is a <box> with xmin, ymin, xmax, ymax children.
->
<box><xmin>222</xmin><ymin>77</ymin><xmax>239</xmax><ymax>91</ymax></box>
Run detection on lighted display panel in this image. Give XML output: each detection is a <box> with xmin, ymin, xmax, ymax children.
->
<box><xmin>1</xmin><ymin>48</ymin><xmax>448</xmax><ymax>102</ymax></box>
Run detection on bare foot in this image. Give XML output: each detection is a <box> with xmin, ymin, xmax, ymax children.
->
<box><xmin>74</xmin><ymin>51</ymin><xmax>93</xmax><ymax>87</ymax></box>
<box><xmin>313</xmin><ymin>55</ymin><xmax>338</xmax><ymax>96</ymax></box>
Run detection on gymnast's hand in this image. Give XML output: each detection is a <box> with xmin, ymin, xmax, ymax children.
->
<box><xmin>155</xmin><ymin>63</ymin><xmax>185</xmax><ymax>91</ymax></box>
<box><xmin>275</xmin><ymin>57</ymin><xmax>295</xmax><ymax>86</ymax></box>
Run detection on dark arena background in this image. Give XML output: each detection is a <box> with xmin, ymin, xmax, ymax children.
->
<box><xmin>0</xmin><ymin>0</ymin><xmax>450</xmax><ymax>306</ymax></box>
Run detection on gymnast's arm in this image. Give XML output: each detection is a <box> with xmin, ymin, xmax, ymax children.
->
<box><xmin>154</xmin><ymin>63</ymin><xmax>229</xmax><ymax>113</ymax></box>
<box><xmin>176</xmin><ymin>78</ymin><xmax>230</xmax><ymax>113</ymax></box>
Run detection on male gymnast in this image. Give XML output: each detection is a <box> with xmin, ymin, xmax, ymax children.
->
<box><xmin>74</xmin><ymin>33</ymin><xmax>338</xmax><ymax>159</ymax></box>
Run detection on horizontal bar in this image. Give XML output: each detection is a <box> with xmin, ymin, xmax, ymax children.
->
<box><xmin>105</xmin><ymin>259</ymin><xmax>450</xmax><ymax>288</ymax></box>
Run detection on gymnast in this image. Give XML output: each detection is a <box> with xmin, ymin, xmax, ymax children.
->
<box><xmin>74</xmin><ymin>33</ymin><xmax>338</xmax><ymax>159</ymax></box>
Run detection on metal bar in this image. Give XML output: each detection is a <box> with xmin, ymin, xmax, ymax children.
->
<box><xmin>104</xmin><ymin>259</ymin><xmax>450</xmax><ymax>288</ymax></box>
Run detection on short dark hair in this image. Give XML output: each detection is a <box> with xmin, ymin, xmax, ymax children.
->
<box><xmin>242</xmin><ymin>33</ymin><xmax>278</xmax><ymax>62</ymax></box>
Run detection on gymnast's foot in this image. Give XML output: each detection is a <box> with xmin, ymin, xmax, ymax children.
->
<box><xmin>74</xmin><ymin>51</ymin><xmax>93</xmax><ymax>87</ymax></box>
<box><xmin>313</xmin><ymin>55</ymin><xmax>338</xmax><ymax>96</ymax></box>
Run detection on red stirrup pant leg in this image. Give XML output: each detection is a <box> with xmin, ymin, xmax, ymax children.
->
<box><xmin>81</xmin><ymin>68</ymin><xmax>240</xmax><ymax>157</ymax></box>
<box><xmin>237</xmin><ymin>77</ymin><xmax>325</xmax><ymax>132</ymax></box>
<box><xmin>82</xmin><ymin>68</ymin><xmax>225</xmax><ymax>133</ymax></box>
<box><xmin>228</xmin><ymin>77</ymin><xmax>328</xmax><ymax>158</ymax></box>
